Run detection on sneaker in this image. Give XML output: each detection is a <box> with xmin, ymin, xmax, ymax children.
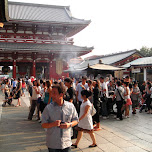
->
<box><xmin>113</xmin><ymin>115</ymin><xmax>117</xmax><ymax>119</ymax></box>
<box><xmin>116</xmin><ymin>118</ymin><xmax>120</xmax><ymax>121</ymax></box>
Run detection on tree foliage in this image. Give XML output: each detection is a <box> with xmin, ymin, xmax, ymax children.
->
<box><xmin>138</xmin><ymin>46</ymin><xmax>152</xmax><ymax>57</ymax></box>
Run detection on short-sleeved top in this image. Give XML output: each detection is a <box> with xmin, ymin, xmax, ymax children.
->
<box><xmin>31</xmin><ymin>86</ymin><xmax>41</xmax><ymax>100</ymax></box>
<box><xmin>76</xmin><ymin>82</ymin><xmax>88</xmax><ymax>102</ymax></box>
<box><xmin>100</xmin><ymin>82</ymin><xmax>109</xmax><ymax>97</ymax></box>
<box><xmin>42</xmin><ymin>101</ymin><xmax>78</xmax><ymax>149</ymax></box>
<box><xmin>64</xmin><ymin>87</ymin><xmax>74</xmax><ymax>101</ymax></box>
<box><xmin>78</xmin><ymin>100</ymin><xmax>93</xmax><ymax>130</ymax></box>
<box><xmin>114</xmin><ymin>86</ymin><xmax>124</xmax><ymax>101</ymax></box>
<box><xmin>131</xmin><ymin>86</ymin><xmax>140</xmax><ymax>100</ymax></box>
<box><xmin>12</xmin><ymin>81</ymin><xmax>17</xmax><ymax>88</ymax></box>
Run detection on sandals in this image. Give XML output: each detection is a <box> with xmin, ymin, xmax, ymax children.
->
<box><xmin>71</xmin><ymin>144</ymin><xmax>77</xmax><ymax>148</ymax></box>
<box><xmin>15</xmin><ymin>104</ymin><xmax>21</xmax><ymax>107</ymax></box>
<box><xmin>94</xmin><ymin>128</ymin><xmax>101</xmax><ymax>131</ymax></box>
<box><xmin>89</xmin><ymin>144</ymin><xmax>97</xmax><ymax>148</ymax></box>
<box><xmin>72</xmin><ymin>143</ymin><xmax>97</xmax><ymax>148</ymax></box>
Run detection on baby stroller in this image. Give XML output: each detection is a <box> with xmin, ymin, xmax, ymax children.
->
<box><xmin>139</xmin><ymin>94</ymin><xmax>147</xmax><ymax>113</ymax></box>
<box><xmin>2</xmin><ymin>92</ymin><xmax>14</xmax><ymax>107</ymax></box>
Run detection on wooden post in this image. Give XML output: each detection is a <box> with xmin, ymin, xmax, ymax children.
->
<box><xmin>144</xmin><ymin>68</ymin><xmax>147</xmax><ymax>81</ymax></box>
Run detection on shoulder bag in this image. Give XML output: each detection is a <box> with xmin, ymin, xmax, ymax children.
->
<box><xmin>91</xmin><ymin>104</ymin><xmax>96</xmax><ymax>116</ymax></box>
<box><xmin>117</xmin><ymin>89</ymin><xmax>126</xmax><ymax>104</ymax></box>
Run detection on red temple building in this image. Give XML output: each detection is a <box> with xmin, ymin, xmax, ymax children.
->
<box><xmin>0</xmin><ymin>1</ymin><xmax>93</xmax><ymax>79</ymax></box>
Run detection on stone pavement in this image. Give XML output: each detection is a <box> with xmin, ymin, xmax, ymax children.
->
<box><xmin>0</xmin><ymin>92</ymin><xmax>152</xmax><ymax>152</ymax></box>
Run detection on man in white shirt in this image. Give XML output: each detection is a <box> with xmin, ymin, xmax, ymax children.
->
<box><xmin>76</xmin><ymin>76</ymin><xmax>88</xmax><ymax>114</ymax></box>
<box><xmin>100</xmin><ymin>77</ymin><xmax>109</xmax><ymax>119</ymax></box>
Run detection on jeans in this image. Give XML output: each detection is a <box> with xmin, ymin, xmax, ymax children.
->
<box><xmin>146</xmin><ymin>97</ymin><xmax>152</xmax><ymax>111</ymax></box>
<box><xmin>28</xmin><ymin>100</ymin><xmax>39</xmax><ymax>120</ymax></box>
<box><xmin>101</xmin><ymin>97</ymin><xmax>108</xmax><ymax>116</ymax></box>
<box><xmin>48</xmin><ymin>147</ymin><xmax>71</xmax><ymax>152</ymax></box>
<box><xmin>116</xmin><ymin>101</ymin><xmax>123</xmax><ymax>120</ymax></box>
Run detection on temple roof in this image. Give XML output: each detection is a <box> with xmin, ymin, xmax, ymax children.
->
<box><xmin>122</xmin><ymin>57</ymin><xmax>152</xmax><ymax>68</ymax></box>
<box><xmin>84</xmin><ymin>50</ymin><xmax>141</xmax><ymax>64</ymax></box>
<box><xmin>8</xmin><ymin>1</ymin><xmax>91</xmax><ymax>25</ymax></box>
<box><xmin>65</xmin><ymin>63</ymin><xmax>123</xmax><ymax>72</ymax></box>
<box><xmin>0</xmin><ymin>41</ymin><xmax>92</xmax><ymax>55</ymax></box>
<box><xmin>70</xmin><ymin>50</ymin><xmax>140</xmax><ymax>70</ymax></box>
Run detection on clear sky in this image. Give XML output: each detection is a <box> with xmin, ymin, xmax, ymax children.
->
<box><xmin>9</xmin><ymin>0</ymin><xmax>152</xmax><ymax>57</ymax></box>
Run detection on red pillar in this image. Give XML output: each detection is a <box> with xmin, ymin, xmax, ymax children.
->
<box><xmin>13</xmin><ymin>60</ymin><xmax>16</xmax><ymax>78</ymax></box>
<box><xmin>32</xmin><ymin>60</ymin><xmax>36</xmax><ymax>78</ymax></box>
<box><xmin>49</xmin><ymin>61</ymin><xmax>53</xmax><ymax>80</ymax></box>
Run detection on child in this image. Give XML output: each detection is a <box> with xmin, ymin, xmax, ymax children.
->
<box><xmin>2</xmin><ymin>92</ymin><xmax>14</xmax><ymax>107</ymax></box>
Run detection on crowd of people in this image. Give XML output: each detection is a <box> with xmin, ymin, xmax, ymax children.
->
<box><xmin>1</xmin><ymin>75</ymin><xmax>152</xmax><ymax>151</ymax></box>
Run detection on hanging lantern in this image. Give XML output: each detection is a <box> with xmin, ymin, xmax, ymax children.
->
<box><xmin>56</xmin><ymin>59</ymin><xmax>63</xmax><ymax>75</ymax></box>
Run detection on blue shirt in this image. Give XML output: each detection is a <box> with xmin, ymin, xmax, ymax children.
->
<box><xmin>12</xmin><ymin>81</ymin><xmax>17</xmax><ymax>87</ymax></box>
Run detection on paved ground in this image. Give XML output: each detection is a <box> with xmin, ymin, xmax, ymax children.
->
<box><xmin>0</xmin><ymin>91</ymin><xmax>152</xmax><ymax>152</ymax></box>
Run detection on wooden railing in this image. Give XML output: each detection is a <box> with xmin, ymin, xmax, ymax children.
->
<box><xmin>0</xmin><ymin>38</ymin><xmax>74</xmax><ymax>45</ymax></box>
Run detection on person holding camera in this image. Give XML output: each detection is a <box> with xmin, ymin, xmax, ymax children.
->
<box><xmin>41</xmin><ymin>83</ymin><xmax>78</xmax><ymax>152</ymax></box>
<box><xmin>113</xmin><ymin>81</ymin><xmax>124</xmax><ymax>120</ymax></box>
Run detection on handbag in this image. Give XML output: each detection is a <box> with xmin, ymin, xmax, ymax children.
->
<box><xmin>91</xmin><ymin>104</ymin><xmax>96</xmax><ymax>116</ymax></box>
<box><xmin>117</xmin><ymin>89</ymin><xmax>126</xmax><ymax>104</ymax></box>
<box><xmin>13</xmin><ymin>93</ymin><xmax>19</xmax><ymax>99</ymax></box>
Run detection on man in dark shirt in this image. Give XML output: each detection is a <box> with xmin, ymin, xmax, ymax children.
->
<box><xmin>140</xmin><ymin>81</ymin><xmax>146</xmax><ymax>95</ymax></box>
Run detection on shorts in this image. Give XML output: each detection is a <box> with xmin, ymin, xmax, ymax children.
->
<box><xmin>132</xmin><ymin>100</ymin><xmax>139</xmax><ymax>108</ymax></box>
<box><xmin>22</xmin><ymin>88</ymin><xmax>26</xmax><ymax>93</ymax></box>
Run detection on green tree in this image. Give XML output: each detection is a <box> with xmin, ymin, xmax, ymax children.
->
<box><xmin>138</xmin><ymin>46</ymin><xmax>152</xmax><ymax>57</ymax></box>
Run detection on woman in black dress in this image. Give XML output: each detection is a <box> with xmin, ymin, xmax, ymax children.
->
<box><xmin>92</xmin><ymin>80</ymin><xmax>101</xmax><ymax>131</ymax></box>
<box><xmin>16</xmin><ymin>78</ymin><xmax>22</xmax><ymax>107</ymax></box>
<box><xmin>64</xmin><ymin>77</ymin><xmax>75</xmax><ymax>103</ymax></box>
